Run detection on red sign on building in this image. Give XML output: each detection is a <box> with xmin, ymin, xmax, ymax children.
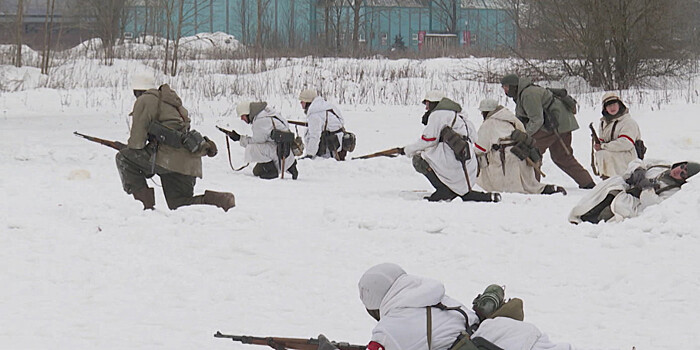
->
<box><xmin>418</xmin><ymin>31</ymin><xmax>425</xmax><ymax>50</ymax></box>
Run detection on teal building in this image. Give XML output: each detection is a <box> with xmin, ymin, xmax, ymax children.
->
<box><xmin>126</xmin><ymin>0</ymin><xmax>516</xmax><ymax>52</ymax></box>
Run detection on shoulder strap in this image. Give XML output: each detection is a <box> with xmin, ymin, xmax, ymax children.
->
<box><xmin>324</xmin><ymin>111</ymin><xmax>330</xmax><ymax>131</ymax></box>
<box><xmin>611</xmin><ymin>120</ymin><xmax>619</xmax><ymax>139</ymax></box>
<box><xmin>432</xmin><ymin>302</ymin><xmax>476</xmax><ymax>335</ymax></box>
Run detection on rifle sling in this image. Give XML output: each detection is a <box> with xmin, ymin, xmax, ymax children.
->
<box><xmin>223</xmin><ymin>135</ymin><xmax>249</xmax><ymax>172</ymax></box>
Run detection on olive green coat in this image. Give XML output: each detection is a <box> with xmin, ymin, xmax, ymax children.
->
<box><xmin>514</xmin><ymin>77</ymin><xmax>579</xmax><ymax>136</ymax></box>
<box><xmin>127</xmin><ymin>84</ymin><xmax>205</xmax><ymax>178</ymax></box>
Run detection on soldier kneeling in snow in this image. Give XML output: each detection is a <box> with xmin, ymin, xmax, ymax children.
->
<box><xmin>474</xmin><ymin>98</ymin><xmax>566</xmax><ymax>195</ymax></box>
<box><xmin>225</xmin><ymin>101</ymin><xmax>299</xmax><ymax>180</ymax></box>
<box><xmin>569</xmin><ymin>159</ymin><xmax>699</xmax><ymax>224</ymax></box>
<box><xmin>402</xmin><ymin>91</ymin><xmax>500</xmax><ymax>202</ymax></box>
<box><xmin>115</xmin><ymin>74</ymin><xmax>235</xmax><ymax>211</ymax></box>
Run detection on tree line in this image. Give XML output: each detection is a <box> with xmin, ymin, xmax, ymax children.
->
<box><xmin>3</xmin><ymin>0</ymin><xmax>699</xmax><ymax>89</ymax></box>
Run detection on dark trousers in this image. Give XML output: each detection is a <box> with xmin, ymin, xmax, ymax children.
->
<box><xmin>533</xmin><ymin>130</ymin><xmax>594</xmax><ymax>187</ymax></box>
<box><xmin>116</xmin><ymin>148</ymin><xmax>197</xmax><ymax>210</ymax></box>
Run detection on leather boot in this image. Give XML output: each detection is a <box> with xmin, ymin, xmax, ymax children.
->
<box><xmin>423</xmin><ymin>171</ymin><xmax>458</xmax><ymax>202</ymax></box>
<box><xmin>287</xmin><ymin>160</ymin><xmax>299</xmax><ymax>180</ymax></box>
<box><xmin>132</xmin><ymin>187</ymin><xmax>155</xmax><ymax>210</ymax></box>
<box><xmin>461</xmin><ymin>191</ymin><xmax>501</xmax><ymax>203</ymax></box>
<box><xmin>196</xmin><ymin>190</ymin><xmax>236</xmax><ymax>212</ymax></box>
<box><xmin>541</xmin><ymin>184</ymin><xmax>567</xmax><ymax>195</ymax></box>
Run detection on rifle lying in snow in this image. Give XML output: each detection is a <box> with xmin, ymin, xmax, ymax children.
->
<box><xmin>589</xmin><ymin>122</ymin><xmax>600</xmax><ymax>176</ymax></box>
<box><xmin>74</xmin><ymin>131</ymin><xmax>126</xmax><ymax>151</ymax></box>
<box><xmin>214</xmin><ymin>332</ymin><xmax>366</xmax><ymax>350</ymax></box>
<box><xmin>287</xmin><ymin>120</ymin><xmax>308</xmax><ymax>127</ymax></box>
<box><xmin>352</xmin><ymin>147</ymin><xmax>403</xmax><ymax>160</ymax></box>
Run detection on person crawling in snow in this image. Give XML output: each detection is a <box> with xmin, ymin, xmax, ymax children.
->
<box><xmin>315</xmin><ymin>263</ymin><xmax>574</xmax><ymax>350</ymax></box>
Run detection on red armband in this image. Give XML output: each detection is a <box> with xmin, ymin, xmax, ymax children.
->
<box><xmin>367</xmin><ymin>341</ymin><xmax>385</xmax><ymax>350</ymax></box>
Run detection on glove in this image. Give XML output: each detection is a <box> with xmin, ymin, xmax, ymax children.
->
<box><xmin>626</xmin><ymin>168</ymin><xmax>648</xmax><ymax>187</ymax></box>
<box><xmin>227</xmin><ymin>129</ymin><xmax>241</xmax><ymax>142</ymax></box>
<box><xmin>204</xmin><ymin>137</ymin><xmax>217</xmax><ymax>157</ymax></box>
<box><xmin>317</xmin><ymin>334</ymin><xmax>338</xmax><ymax>350</ymax></box>
<box><xmin>510</xmin><ymin>129</ymin><xmax>533</xmax><ymax>146</ymax></box>
<box><xmin>398</xmin><ymin>147</ymin><xmax>405</xmax><ymax>155</ymax></box>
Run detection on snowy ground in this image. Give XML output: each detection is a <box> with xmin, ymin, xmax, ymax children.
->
<box><xmin>2</xmin><ymin>60</ymin><xmax>700</xmax><ymax>350</ymax></box>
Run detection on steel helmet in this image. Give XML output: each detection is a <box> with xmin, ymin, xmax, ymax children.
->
<box><xmin>423</xmin><ymin>90</ymin><xmax>445</xmax><ymax>103</ymax></box>
<box><xmin>236</xmin><ymin>101</ymin><xmax>251</xmax><ymax>117</ymax></box>
<box><xmin>132</xmin><ymin>73</ymin><xmax>155</xmax><ymax>90</ymax></box>
<box><xmin>478</xmin><ymin>98</ymin><xmax>499</xmax><ymax>112</ymax></box>
<box><xmin>299</xmin><ymin>89</ymin><xmax>318</xmax><ymax>103</ymax></box>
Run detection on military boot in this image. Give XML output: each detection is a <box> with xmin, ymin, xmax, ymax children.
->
<box><xmin>541</xmin><ymin>184</ymin><xmax>567</xmax><ymax>195</ymax></box>
<box><xmin>423</xmin><ymin>171</ymin><xmax>458</xmax><ymax>202</ymax></box>
<box><xmin>192</xmin><ymin>190</ymin><xmax>236</xmax><ymax>212</ymax></box>
<box><xmin>287</xmin><ymin>160</ymin><xmax>299</xmax><ymax>180</ymax></box>
<box><xmin>132</xmin><ymin>187</ymin><xmax>155</xmax><ymax>210</ymax></box>
<box><xmin>253</xmin><ymin>161</ymin><xmax>279</xmax><ymax>179</ymax></box>
<box><xmin>461</xmin><ymin>191</ymin><xmax>501</xmax><ymax>203</ymax></box>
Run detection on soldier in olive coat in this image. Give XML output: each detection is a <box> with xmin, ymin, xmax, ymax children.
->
<box><xmin>115</xmin><ymin>74</ymin><xmax>235</xmax><ymax>211</ymax></box>
<box><xmin>501</xmin><ymin>74</ymin><xmax>595</xmax><ymax>189</ymax></box>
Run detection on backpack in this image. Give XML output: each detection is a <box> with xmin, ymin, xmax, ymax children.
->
<box><xmin>547</xmin><ymin>88</ymin><xmax>578</xmax><ymax>114</ymax></box>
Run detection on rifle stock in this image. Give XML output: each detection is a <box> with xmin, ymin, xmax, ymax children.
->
<box><xmin>589</xmin><ymin>123</ymin><xmax>600</xmax><ymax>176</ymax></box>
<box><xmin>352</xmin><ymin>147</ymin><xmax>403</xmax><ymax>160</ymax></box>
<box><xmin>74</xmin><ymin>131</ymin><xmax>126</xmax><ymax>151</ymax></box>
<box><xmin>288</xmin><ymin>120</ymin><xmax>308</xmax><ymax>127</ymax></box>
<box><xmin>214</xmin><ymin>332</ymin><xmax>366</xmax><ymax>350</ymax></box>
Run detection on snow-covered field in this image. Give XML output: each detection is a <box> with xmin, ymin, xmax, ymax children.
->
<box><xmin>1</xmin><ymin>54</ymin><xmax>699</xmax><ymax>350</ymax></box>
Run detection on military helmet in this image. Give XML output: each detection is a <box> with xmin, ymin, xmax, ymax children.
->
<box><xmin>236</xmin><ymin>101</ymin><xmax>251</xmax><ymax>117</ymax></box>
<box><xmin>478</xmin><ymin>98</ymin><xmax>499</xmax><ymax>112</ymax></box>
<box><xmin>299</xmin><ymin>89</ymin><xmax>318</xmax><ymax>103</ymax></box>
<box><xmin>132</xmin><ymin>73</ymin><xmax>155</xmax><ymax>91</ymax></box>
<box><xmin>423</xmin><ymin>90</ymin><xmax>445</xmax><ymax>103</ymax></box>
<box><xmin>500</xmin><ymin>74</ymin><xmax>519</xmax><ymax>87</ymax></box>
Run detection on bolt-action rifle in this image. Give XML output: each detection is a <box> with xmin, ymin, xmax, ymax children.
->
<box><xmin>589</xmin><ymin>122</ymin><xmax>600</xmax><ymax>176</ymax></box>
<box><xmin>215</xmin><ymin>126</ymin><xmax>249</xmax><ymax>171</ymax></box>
<box><xmin>214</xmin><ymin>332</ymin><xmax>366</xmax><ymax>350</ymax></box>
<box><xmin>73</xmin><ymin>131</ymin><xmax>126</xmax><ymax>151</ymax></box>
<box><xmin>351</xmin><ymin>147</ymin><xmax>403</xmax><ymax>160</ymax></box>
<box><xmin>287</xmin><ymin>120</ymin><xmax>308</xmax><ymax>127</ymax></box>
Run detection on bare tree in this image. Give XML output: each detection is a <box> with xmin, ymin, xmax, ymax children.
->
<box><xmin>14</xmin><ymin>0</ymin><xmax>23</xmax><ymax>67</ymax></box>
<box><xmin>347</xmin><ymin>0</ymin><xmax>364</xmax><ymax>54</ymax></box>
<box><xmin>73</xmin><ymin>0</ymin><xmax>131</xmax><ymax>65</ymax></box>
<box><xmin>255</xmin><ymin>0</ymin><xmax>273</xmax><ymax>50</ymax></box>
<box><xmin>514</xmin><ymin>0</ymin><xmax>691</xmax><ymax>89</ymax></box>
<box><xmin>41</xmin><ymin>0</ymin><xmax>56</xmax><ymax>74</ymax></box>
<box><xmin>432</xmin><ymin>0</ymin><xmax>459</xmax><ymax>33</ymax></box>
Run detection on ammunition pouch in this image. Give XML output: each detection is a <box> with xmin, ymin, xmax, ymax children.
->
<box><xmin>292</xmin><ymin>135</ymin><xmax>304</xmax><ymax>157</ymax></box>
<box><xmin>317</xmin><ymin>129</ymin><xmax>342</xmax><ymax>157</ymax></box>
<box><xmin>181</xmin><ymin>129</ymin><xmax>206</xmax><ymax>153</ymax></box>
<box><xmin>510</xmin><ymin>129</ymin><xmax>533</xmax><ymax>147</ymax></box>
<box><xmin>270</xmin><ymin>129</ymin><xmax>295</xmax><ymax>159</ymax></box>
<box><xmin>510</xmin><ymin>143</ymin><xmax>529</xmax><ymax>161</ymax></box>
<box><xmin>148</xmin><ymin>122</ymin><xmax>207</xmax><ymax>153</ymax></box>
<box><xmin>342</xmin><ymin>131</ymin><xmax>356</xmax><ymax>152</ymax></box>
<box><xmin>440</xmin><ymin>126</ymin><xmax>471</xmax><ymax>162</ymax></box>
<box><xmin>148</xmin><ymin>122</ymin><xmax>183</xmax><ymax>149</ymax></box>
